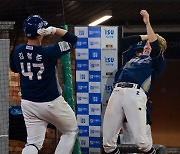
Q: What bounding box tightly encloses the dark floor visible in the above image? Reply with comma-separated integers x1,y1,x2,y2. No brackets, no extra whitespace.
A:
101,145,180,154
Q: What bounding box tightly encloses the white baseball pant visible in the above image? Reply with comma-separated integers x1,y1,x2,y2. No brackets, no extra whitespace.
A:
103,84,152,153
120,123,152,154
21,95,78,154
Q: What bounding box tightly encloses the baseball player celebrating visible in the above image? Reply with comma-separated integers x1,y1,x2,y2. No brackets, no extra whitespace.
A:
115,40,167,154
10,15,78,154
103,10,167,154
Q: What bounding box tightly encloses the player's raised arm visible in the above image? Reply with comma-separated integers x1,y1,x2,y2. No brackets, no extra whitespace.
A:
37,27,78,47
140,10,162,58
140,34,148,41
140,10,157,43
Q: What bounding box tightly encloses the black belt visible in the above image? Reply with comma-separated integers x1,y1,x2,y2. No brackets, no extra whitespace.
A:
116,82,141,89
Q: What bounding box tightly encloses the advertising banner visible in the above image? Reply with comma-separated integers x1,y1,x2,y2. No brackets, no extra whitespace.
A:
101,26,118,117
75,26,118,154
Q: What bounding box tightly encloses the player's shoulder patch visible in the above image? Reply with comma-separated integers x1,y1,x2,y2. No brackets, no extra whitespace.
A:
58,41,71,52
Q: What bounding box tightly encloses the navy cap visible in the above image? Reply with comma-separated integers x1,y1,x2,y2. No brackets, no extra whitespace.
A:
133,41,146,53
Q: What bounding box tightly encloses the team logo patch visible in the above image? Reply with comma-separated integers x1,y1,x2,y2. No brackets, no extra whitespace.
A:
58,41,71,52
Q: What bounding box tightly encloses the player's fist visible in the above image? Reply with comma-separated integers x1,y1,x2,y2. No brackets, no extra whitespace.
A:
37,26,56,36
140,10,150,25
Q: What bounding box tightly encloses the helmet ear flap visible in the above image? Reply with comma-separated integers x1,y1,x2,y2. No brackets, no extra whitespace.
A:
23,15,48,39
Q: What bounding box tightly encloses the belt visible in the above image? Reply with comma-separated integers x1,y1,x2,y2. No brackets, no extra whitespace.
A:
116,82,141,89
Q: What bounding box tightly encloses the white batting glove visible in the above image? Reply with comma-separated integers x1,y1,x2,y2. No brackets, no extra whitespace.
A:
37,26,56,36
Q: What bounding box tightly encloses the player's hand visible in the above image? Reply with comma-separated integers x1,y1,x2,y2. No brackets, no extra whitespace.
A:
140,10,150,25
37,26,56,36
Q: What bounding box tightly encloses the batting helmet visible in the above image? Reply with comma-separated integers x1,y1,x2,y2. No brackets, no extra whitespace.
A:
23,15,48,38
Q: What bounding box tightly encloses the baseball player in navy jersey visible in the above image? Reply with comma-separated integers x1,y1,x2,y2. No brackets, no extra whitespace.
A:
103,10,167,154
10,15,78,154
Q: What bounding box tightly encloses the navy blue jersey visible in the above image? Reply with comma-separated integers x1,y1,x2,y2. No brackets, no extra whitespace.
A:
116,35,166,94
10,32,77,102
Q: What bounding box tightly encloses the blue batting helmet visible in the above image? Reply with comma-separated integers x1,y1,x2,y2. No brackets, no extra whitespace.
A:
23,15,48,38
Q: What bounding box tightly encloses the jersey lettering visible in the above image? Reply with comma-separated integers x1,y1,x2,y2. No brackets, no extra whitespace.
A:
36,54,43,61
32,63,44,80
27,53,32,60
21,62,33,80
127,57,151,66
19,52,24,60
20,62,44,80
136,91,140,95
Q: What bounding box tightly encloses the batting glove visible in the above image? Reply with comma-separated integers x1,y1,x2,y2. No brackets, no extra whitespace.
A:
37,26,56,36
